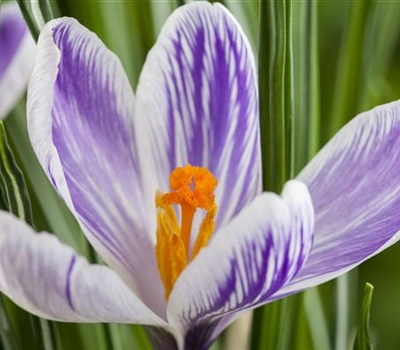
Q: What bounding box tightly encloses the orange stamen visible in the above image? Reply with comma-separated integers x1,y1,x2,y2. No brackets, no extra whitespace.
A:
155,164,218,300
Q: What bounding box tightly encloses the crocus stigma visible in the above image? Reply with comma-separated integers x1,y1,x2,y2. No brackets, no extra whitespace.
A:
156,164,218,300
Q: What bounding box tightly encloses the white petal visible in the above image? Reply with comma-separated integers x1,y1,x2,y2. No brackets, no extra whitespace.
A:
279,100,400,296
0,211,167,326
27,18,165,316
135,2,261,234
167,181,314,347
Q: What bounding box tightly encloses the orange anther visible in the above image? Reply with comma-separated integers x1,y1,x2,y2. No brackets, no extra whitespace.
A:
162,164,217,210
155,164,218,300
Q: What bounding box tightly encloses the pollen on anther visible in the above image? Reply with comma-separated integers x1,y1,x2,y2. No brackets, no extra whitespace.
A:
162,164,218,210
155,164,218,300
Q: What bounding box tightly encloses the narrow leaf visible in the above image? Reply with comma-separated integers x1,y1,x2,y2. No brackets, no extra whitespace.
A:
327,0,373,137
38,0,54,22
0,298,17,350
0,122,32,225
16,0,42,40
285,0,294,178
258,0,287,192
353,283,374,350
252,1,296,348
293,0,320,173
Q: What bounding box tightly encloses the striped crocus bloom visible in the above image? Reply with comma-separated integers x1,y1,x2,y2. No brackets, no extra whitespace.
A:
1,3,400,349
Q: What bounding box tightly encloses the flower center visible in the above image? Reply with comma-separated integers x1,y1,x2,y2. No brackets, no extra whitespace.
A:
155,164,218,300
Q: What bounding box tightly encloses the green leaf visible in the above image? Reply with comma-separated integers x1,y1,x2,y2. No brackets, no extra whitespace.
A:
258,0,288,193
353,283,374,350
359,2,400,109
17,0,60,39
38,0,55,22
16,0,42,40
252,0,296,348
303,288,331,350
293,0,320,173
0,121,33,225
327,0,374,138
0,297,18,350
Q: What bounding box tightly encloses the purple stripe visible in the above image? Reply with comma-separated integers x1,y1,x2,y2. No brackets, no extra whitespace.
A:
180,221,310,327
66,255,76,310
216,19,259,222
161,9,259,229
184,320,219,350
47,19,166,316
0,6,27,78
182,231,280,324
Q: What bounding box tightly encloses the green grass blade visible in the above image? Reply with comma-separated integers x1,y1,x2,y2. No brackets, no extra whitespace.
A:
40,319,57,350
0,298,17,350
0,122,33,225
335,271,359,350
16,0,43,40
252,0,295,346
304,288,331,350
353,283,374,350
258,0,287,193
327,0,373,137
360,2,400,109
39,0,55,22
293,0,320,173
285,0,294,177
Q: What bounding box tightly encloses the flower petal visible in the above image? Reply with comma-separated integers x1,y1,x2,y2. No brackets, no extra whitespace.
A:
279,100,400,296
0,211,168,326
0,2,35,119
167,181,314,347
27,18,165,316
135,2,261,230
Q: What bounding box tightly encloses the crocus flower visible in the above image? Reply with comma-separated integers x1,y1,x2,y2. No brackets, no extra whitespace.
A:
1,2,400,349
0,2,35,119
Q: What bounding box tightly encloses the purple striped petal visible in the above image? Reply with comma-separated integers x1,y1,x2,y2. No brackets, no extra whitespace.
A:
0,211,170,327
278,100,400,296
0,2,35,119
167,181,314,348
27,18,165,317
135,2,261,232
